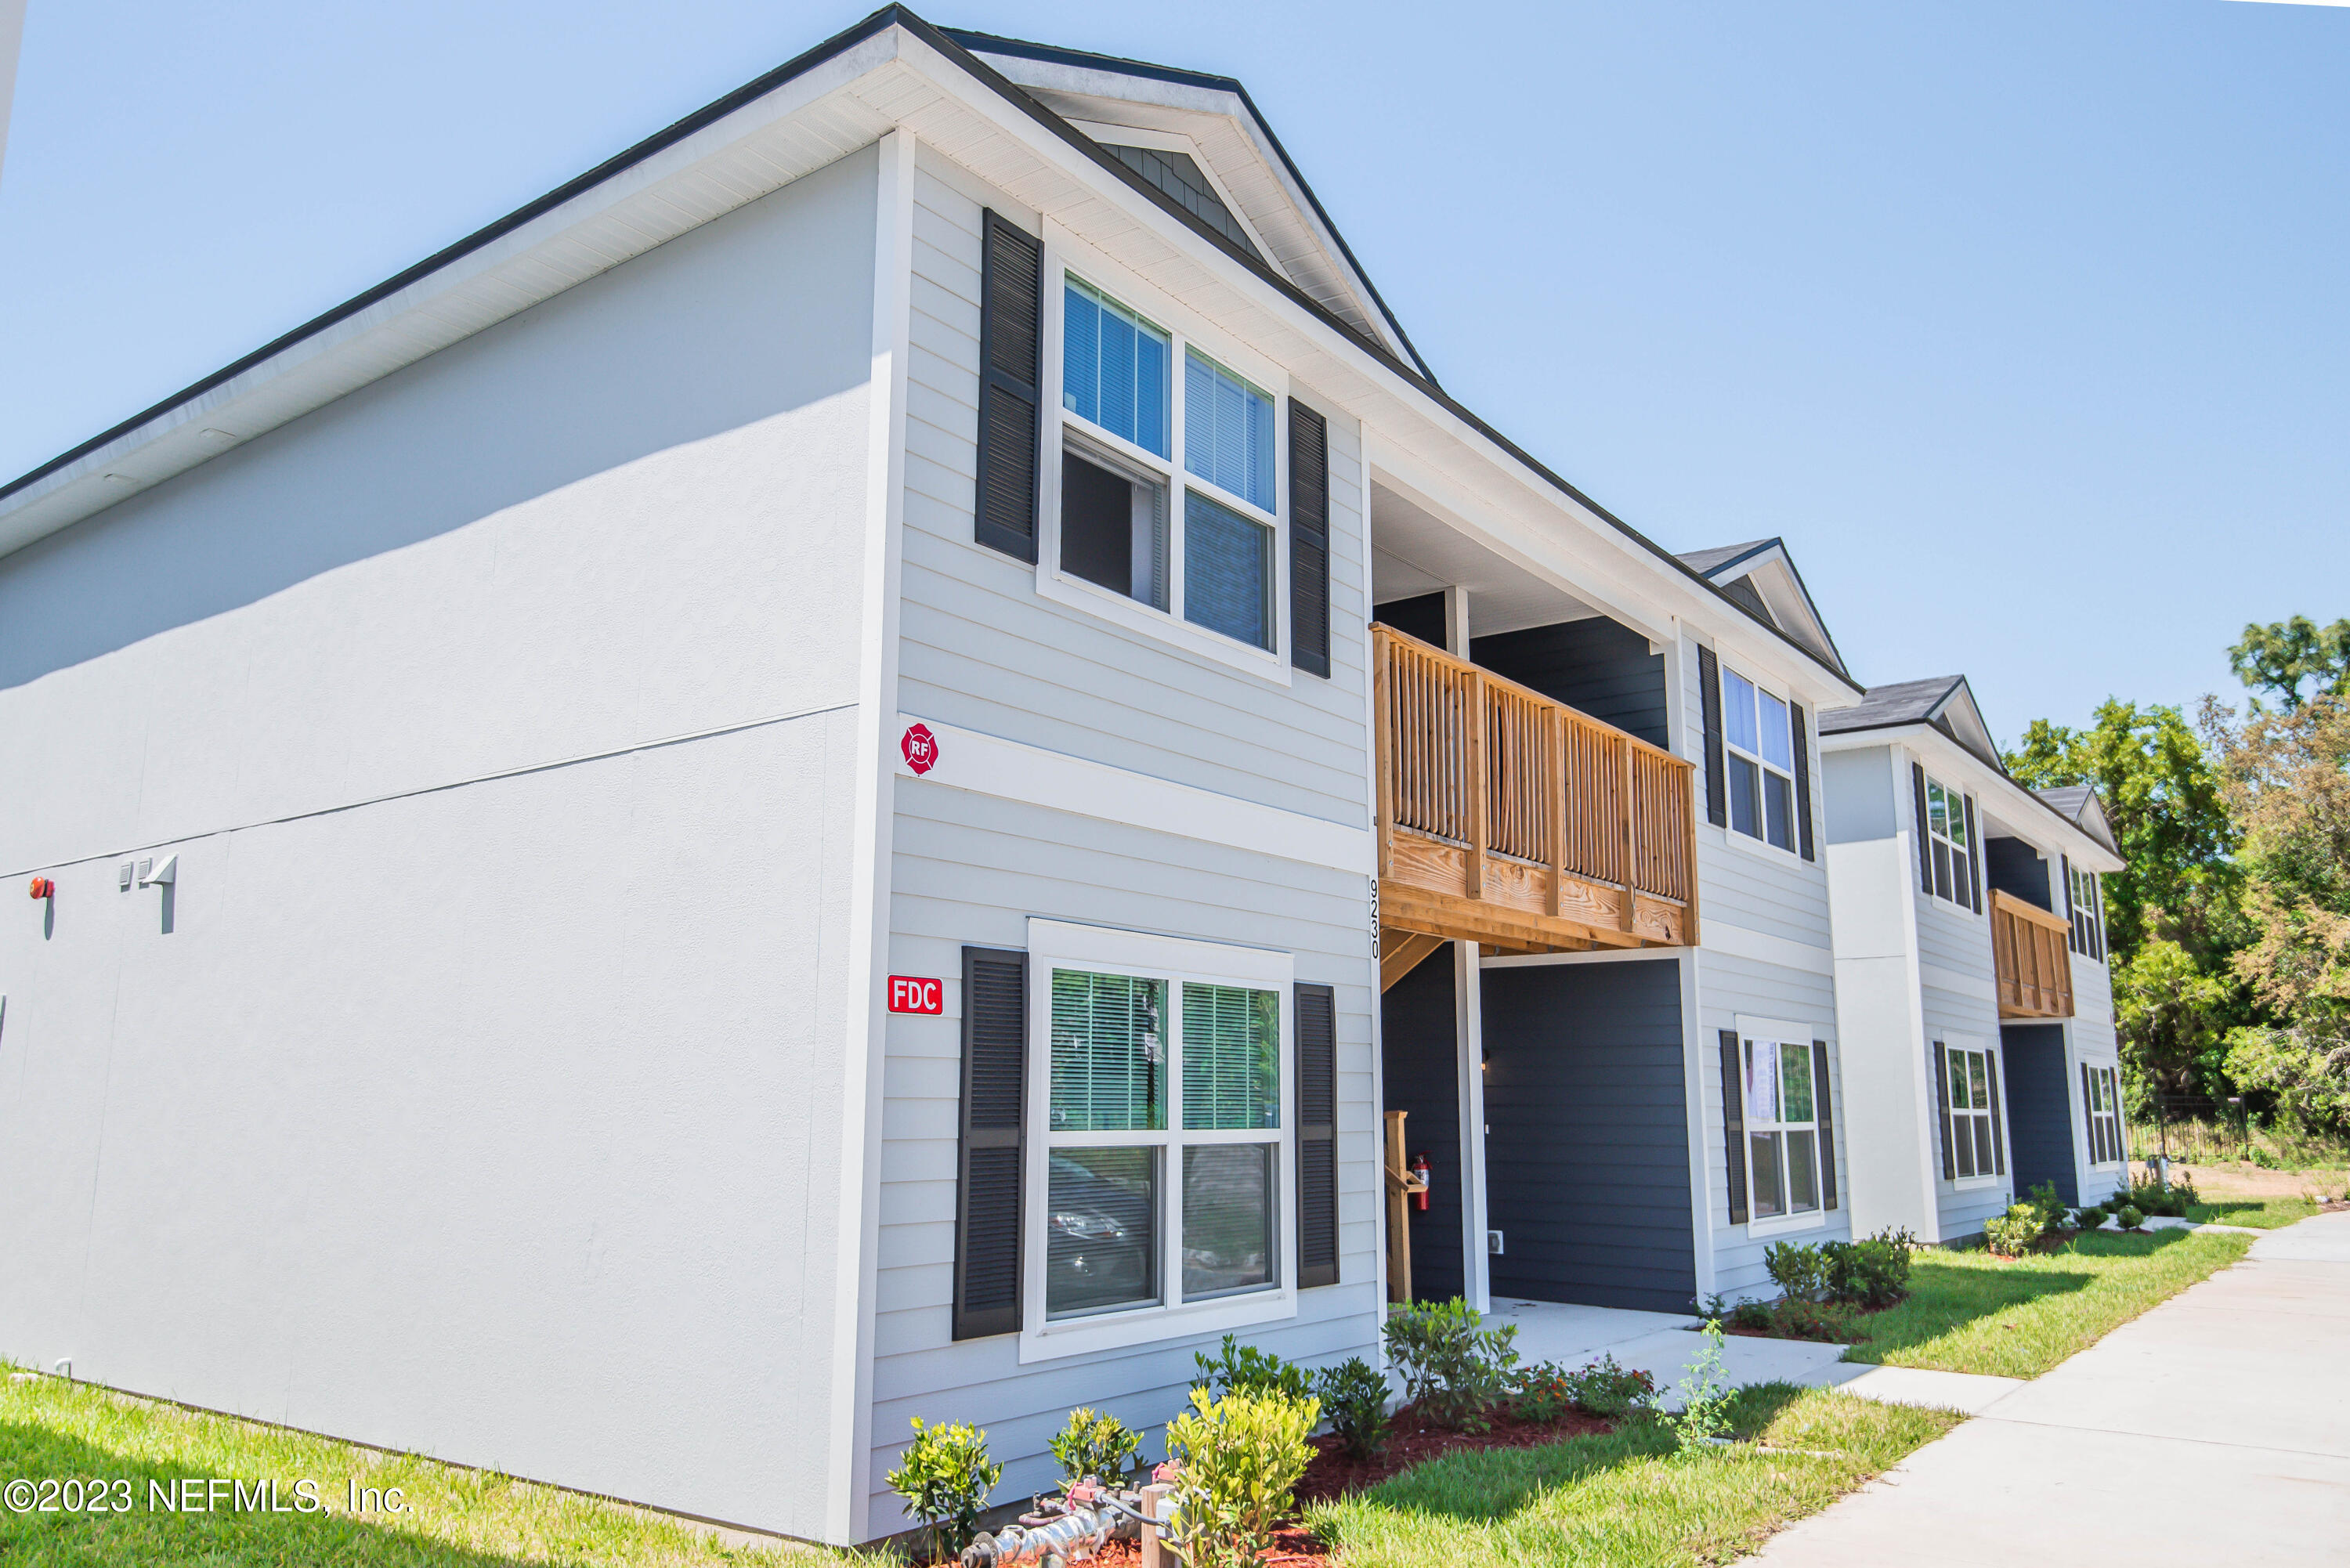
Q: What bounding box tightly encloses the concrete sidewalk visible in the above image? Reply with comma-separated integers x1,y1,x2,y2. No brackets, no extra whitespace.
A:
1743,1210,2350,1566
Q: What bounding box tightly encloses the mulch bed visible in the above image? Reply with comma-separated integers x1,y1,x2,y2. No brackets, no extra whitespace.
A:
1292,1403,1614,1505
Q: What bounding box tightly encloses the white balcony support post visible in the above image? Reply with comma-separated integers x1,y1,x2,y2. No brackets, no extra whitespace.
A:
1456,938,1491,1312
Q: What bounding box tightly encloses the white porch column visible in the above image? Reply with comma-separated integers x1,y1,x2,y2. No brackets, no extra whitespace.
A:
1455,939,1491,1311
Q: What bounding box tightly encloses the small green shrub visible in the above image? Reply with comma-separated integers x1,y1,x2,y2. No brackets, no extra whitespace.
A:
885,1417,1001,1560
1510,1360,1578,1425
2075,1204,2107,1230
1673,1321,1734,1453
1821,1228,1914,1307
2123,1176,2199,1218
1564,1354,1658,1418
2026,1180,2070,1229
1766,1299,1859,1342
1192,1334,1313,1404
1983,1203,2045,1258
1382,1298,1520,1432
1312,1357,1390,1459
2117,1204,2146,1230
1049,1406,1141,1487
1764,1240,1830,1302
1163,1387,1318,1568
1699,1292,1777,1331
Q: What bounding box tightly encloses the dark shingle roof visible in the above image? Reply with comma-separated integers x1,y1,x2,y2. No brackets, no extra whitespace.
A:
1677,540,1775,576
1817,677,1966,735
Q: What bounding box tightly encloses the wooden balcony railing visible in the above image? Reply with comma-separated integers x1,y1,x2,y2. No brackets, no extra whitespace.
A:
1992,889,2075,1019
1374,624,1697,974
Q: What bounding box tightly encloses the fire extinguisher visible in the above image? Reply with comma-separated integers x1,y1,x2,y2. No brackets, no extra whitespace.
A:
1411,1152,1433,1212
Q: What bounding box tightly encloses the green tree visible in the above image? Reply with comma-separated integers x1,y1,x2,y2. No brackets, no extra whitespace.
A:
2206,695,2350,1130
2005,699,2240,963
2229,616,2350,712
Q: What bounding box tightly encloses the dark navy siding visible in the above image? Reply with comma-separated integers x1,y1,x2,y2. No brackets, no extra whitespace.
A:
1381,947,1464,1302
1479,959,1696,1311
1372,591,1447,649
2001,1024,2076,1206
1985,836,2054,911
1470,617,1670,751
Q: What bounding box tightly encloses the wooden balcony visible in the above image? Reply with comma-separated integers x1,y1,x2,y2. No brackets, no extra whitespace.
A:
1992,889,2075,1019
1374,624,1697,985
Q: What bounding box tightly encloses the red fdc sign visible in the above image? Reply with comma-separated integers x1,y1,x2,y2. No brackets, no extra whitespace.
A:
888,975,943,1015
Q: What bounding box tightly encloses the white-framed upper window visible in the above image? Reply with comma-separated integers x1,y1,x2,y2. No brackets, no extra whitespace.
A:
1720,665,1799,853
2085,1064,2123,1166
1943,1039,2005,1186
1741,1022,1826,1235
1020,919,1295,1362
2069,865,2104,959
1922,772,1977,912
1042,237,1289,680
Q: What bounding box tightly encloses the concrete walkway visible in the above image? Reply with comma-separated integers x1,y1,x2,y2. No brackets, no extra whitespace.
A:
1741,1210,2350,1566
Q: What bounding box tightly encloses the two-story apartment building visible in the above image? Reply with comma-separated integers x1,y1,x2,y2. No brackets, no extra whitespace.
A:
1820,677,2129,1242
0,9,2115,1551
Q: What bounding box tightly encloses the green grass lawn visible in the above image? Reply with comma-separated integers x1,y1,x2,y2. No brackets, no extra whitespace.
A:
0,1367,866,1567
1841,1229,2251,1378
1306,1385,1958,1568
2184,1194,2321,1229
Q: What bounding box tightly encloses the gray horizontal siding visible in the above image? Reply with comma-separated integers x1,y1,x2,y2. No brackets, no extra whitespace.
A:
1681,633,1833,951
870,779,1380,1534
895,148,1368,830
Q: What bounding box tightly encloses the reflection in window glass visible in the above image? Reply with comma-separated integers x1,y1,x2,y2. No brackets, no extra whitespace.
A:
1181,983,1279,1129
1183,490,1274,650
1050,970,1165,1132
1047,1147,1159,1317
1182,1144,1274,1299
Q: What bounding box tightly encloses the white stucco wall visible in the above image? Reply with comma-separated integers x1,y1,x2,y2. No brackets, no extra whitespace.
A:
0,146,881,1537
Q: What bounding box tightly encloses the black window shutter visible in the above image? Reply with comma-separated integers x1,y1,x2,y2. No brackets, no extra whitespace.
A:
954,945,1028,1339
1791,702,1816,862
1289,403,1331,680
1812,1040,1837,1210
2081,1061,2099,1164
1986,1050,2006,1176
1961,795,1981,912
1911,763,1933,894
1718,1031,1748,1224
1699,645,1727,828
2089,875,2102,960
974,211,1043,564
1296,982,1339,1288
1933,1042,1956,1181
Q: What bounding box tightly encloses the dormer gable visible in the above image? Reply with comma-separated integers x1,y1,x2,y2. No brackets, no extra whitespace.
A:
1676,538,1846,676
945,27,1428,375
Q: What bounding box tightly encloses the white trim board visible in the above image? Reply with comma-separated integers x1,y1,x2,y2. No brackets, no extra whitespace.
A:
892,714,1374,874
1701,920,1835,977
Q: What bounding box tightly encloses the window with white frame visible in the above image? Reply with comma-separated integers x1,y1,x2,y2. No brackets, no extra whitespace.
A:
1056,269,1282,656
1744,1035,1824,1225
1720,665,1799,851
1944,1042,2004,1182
1025,923,1291,1357
1923,772,1976,912
2085,1065,2123,1165
2069,865,2104,959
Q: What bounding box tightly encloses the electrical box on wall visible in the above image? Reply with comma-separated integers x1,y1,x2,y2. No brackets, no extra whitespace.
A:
1488,1230,1505,1255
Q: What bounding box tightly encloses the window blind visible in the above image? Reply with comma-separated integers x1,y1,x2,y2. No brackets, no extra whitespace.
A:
1181,982,1278,1131
1063,278,1169,457
1049,970,1165,1132
1184,351,1274,511
1184,490,1274,650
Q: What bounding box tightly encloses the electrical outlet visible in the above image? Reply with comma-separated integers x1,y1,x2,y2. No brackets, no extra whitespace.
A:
1487,1230,1505,1255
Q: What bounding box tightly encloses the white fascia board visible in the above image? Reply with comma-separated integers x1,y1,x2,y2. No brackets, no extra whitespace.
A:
0,28,913,558
1823,724,2122,873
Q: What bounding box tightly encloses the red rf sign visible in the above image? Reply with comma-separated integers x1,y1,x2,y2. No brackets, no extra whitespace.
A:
888,975,944,1015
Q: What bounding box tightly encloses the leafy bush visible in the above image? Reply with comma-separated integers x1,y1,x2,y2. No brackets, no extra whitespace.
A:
885,1417,1001,1560
1673,1321,1734,1453
2123,1175,2199,1217
1511,1360,1578,1425
2117,1204,2146,1230
1983,1203,2046,1258
2075,1204,2107,1230
1764,1241,1830,1302
1162,1387,1318,1568
1564,1354,1658,1418
1192,1334,1313,1404
1311,1357,1390,1458
1766,1299,1859,1342
2026,1180,2070,1229
1048,1407,1141,1487
1382,1298,1520,1432
1698,1292,1776,1331
1820,1228,1914,1308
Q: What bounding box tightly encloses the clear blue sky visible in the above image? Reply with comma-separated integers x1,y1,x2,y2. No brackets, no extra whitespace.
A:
5,1,2343,742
